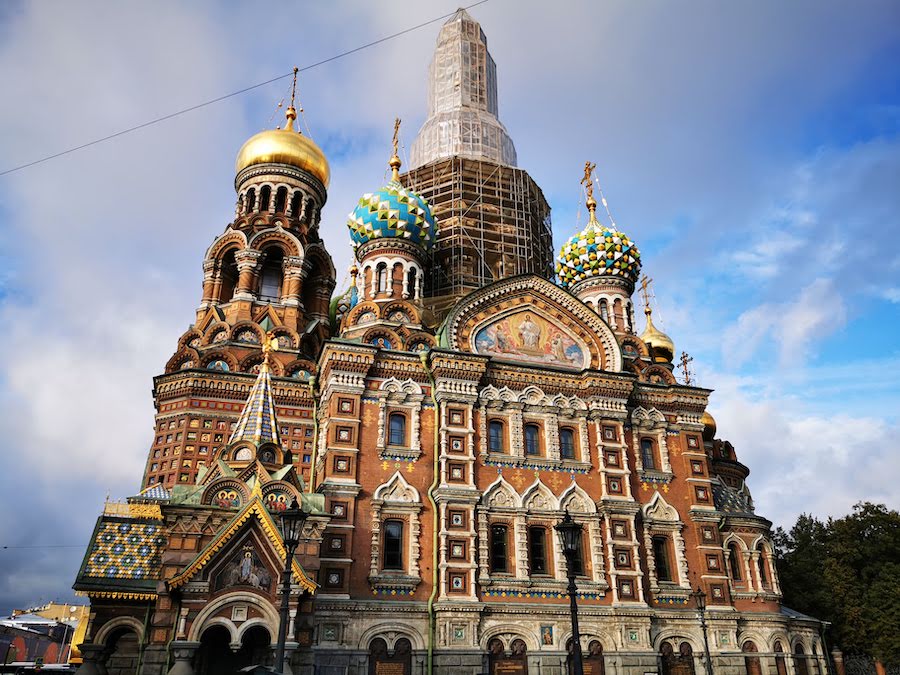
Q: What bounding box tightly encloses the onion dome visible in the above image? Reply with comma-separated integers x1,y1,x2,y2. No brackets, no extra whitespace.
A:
557,192,641,288
641,307,675,363
701,410,717,441
235,106,330,187
346,124,437,251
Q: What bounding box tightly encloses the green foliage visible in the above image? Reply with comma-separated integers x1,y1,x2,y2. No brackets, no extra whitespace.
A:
774,502,900,665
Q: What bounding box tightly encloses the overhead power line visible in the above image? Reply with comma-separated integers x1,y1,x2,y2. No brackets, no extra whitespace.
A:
0,0,490,178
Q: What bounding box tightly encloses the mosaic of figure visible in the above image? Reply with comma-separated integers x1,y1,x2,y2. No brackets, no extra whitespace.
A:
215,545,273,592
215,489,242,508
474,312,586,368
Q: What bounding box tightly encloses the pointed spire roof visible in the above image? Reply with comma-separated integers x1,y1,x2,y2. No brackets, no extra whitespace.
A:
229,337,281,447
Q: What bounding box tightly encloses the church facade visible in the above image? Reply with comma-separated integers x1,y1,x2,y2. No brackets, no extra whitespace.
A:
73,10,826,675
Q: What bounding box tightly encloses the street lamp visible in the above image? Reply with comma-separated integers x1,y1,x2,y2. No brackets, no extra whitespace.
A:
275,497,307,674
555,511,584,675
691,586,714,675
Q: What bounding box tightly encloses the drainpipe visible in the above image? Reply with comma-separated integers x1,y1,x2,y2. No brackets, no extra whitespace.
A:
307,375,318,494
419,351,440,675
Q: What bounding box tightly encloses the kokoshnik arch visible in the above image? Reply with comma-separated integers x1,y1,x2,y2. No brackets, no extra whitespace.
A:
72,9,826,675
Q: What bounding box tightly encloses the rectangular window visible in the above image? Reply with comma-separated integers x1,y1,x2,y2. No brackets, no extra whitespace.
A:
488,420,504,453
524,424,541,456
490,525,508,573
652,535,673,582
641,438,656,470
569,537,586,577
388,413,406,446
560,428,576,460
383,519,404,570
528,526,548,575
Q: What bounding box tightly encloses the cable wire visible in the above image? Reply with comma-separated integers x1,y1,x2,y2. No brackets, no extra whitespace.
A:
0,0,490,177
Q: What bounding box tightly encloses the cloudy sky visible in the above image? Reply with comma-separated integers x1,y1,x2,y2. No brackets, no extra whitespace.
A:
0,1,897,614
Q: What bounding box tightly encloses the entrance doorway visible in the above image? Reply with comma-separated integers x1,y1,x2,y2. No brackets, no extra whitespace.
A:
104,627,140,675
368,637,412,675
661,642,696,675
488,638,528,675
196,625,272,675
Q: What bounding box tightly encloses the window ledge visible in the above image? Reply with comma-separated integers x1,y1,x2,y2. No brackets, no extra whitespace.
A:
638,470,674,485
483,454,593,475
380,446,422,462
368,572,421,595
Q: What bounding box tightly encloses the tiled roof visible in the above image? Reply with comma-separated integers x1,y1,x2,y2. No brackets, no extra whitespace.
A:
74,517,165,595
711,479,754,515
135,484,171,501
228,362,279,447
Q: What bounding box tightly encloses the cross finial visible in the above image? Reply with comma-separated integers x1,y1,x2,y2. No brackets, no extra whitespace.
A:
262,331,279,368
581,161,598,220
639,275,654,314
284,67,300,132
679,351,694,386
289,66,299,110
389,117,402,182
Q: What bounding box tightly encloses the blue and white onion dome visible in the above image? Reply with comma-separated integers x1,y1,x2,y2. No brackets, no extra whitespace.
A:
557,195,641,287
346,152,437,252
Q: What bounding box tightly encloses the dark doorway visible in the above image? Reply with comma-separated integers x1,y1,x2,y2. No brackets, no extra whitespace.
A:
368,637,412,675
197,624,272,675
661,642,696,675
103,628,141,675
488,637,527,675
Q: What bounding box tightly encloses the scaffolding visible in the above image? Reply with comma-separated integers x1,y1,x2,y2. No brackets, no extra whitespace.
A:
401,156,554,317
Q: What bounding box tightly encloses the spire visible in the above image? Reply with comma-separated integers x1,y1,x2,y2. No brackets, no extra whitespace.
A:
228,333,281,447
409,9,517,168
284,66,300,133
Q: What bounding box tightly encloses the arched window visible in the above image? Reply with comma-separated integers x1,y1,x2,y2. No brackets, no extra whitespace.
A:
641,438,657,470
246,187,257,212
774,642,788,675
560,428,576,460
757,542,769,587
652,535,673,582
274,186,288,213
388,413,406,447
377,262,388,293
599,299,609,323
258,248,284,302
524,424,541,456
258,185,272,212
728,542,743,581
383,519,404,570
289,191,302,218
528,526,549,575
626,302,633,332
406,267,418,298
585,641,605,675
488,420,505,454
237,194,245,215
490,524,508,573
219,249,239,303
794,644,809,675
743,641,762,675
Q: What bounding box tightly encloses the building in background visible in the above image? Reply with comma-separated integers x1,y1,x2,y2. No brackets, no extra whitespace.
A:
1,603,86,666
72,10,825,675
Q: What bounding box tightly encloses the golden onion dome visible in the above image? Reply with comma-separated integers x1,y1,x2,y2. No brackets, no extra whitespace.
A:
235,107,330,187
640,310,675,363
701,410,717,441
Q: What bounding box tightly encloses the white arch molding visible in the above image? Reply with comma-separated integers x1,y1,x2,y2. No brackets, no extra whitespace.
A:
94,616,145,646
187,591,281,642
357,623,426,651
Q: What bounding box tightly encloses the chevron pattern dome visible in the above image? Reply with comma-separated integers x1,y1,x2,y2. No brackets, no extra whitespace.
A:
347,180,437,251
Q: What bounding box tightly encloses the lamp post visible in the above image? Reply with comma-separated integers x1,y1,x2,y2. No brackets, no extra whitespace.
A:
275,497,307,674
691,586,714,675
555,511,584,675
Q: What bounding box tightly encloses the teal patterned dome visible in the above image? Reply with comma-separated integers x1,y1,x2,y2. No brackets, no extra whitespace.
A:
557,220,641,288
347,179,437,251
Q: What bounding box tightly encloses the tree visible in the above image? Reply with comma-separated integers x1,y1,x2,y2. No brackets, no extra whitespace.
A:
774,502,900,665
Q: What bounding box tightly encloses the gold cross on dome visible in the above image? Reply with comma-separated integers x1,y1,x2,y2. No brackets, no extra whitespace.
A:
679,351,694,386
581,161,596,201
639,275,654,310
392,117,401,158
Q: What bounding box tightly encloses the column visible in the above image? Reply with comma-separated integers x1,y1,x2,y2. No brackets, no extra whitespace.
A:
282,256,304,306
166,641,201,675
234,250,262,300
200,259,217,307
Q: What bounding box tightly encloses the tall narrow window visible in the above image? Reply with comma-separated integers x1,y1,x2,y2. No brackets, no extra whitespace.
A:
524,424,540,456
246,188,257,212
728,542,743,581
490,525,508,573
259,248,284,302
388,413,406,446
641,438,657,470
406,268,418,298
488,420,505,454
560,428,576,460
274,186,288,213
259,185,271,211
599,299,609,323
289,191,302,217
757,544,769,586
528,526,548,575
652,535,673,582
383,519,403,570
377,263,388,293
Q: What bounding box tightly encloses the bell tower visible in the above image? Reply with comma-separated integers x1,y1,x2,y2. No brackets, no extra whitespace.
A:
143,77,336,490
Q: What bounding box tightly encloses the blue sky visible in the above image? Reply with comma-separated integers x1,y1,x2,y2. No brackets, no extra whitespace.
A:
0,0,897,614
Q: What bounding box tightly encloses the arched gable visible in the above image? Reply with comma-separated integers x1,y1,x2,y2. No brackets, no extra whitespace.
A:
559,482,596,514
482,475,522,509
442,275,622,372
521,479,558,512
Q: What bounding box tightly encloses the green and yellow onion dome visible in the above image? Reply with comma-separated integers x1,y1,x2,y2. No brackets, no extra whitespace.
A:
557,211,641,288
347,156,437,251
